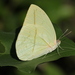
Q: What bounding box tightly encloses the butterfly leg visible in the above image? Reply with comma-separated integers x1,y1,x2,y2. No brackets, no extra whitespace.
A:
57,47,61,56
59,45,64,50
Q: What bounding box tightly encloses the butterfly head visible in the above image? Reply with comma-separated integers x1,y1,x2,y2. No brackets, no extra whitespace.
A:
56,40,61,46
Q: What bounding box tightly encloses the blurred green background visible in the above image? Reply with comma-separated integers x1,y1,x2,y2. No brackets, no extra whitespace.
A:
0,0,75,75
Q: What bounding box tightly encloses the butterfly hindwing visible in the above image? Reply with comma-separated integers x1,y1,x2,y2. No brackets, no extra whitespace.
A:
16,4,57,61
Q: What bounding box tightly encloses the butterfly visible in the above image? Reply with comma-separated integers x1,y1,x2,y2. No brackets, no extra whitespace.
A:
16,4,61,61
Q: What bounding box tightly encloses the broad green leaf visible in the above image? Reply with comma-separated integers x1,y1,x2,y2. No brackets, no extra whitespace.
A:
0,24,75,73
0,32,15,54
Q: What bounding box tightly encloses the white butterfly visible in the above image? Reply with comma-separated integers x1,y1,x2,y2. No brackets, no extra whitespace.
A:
16,4,61,61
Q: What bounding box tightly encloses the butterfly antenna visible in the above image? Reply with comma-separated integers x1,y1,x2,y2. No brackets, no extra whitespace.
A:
58,29,69,40
59,31,72,39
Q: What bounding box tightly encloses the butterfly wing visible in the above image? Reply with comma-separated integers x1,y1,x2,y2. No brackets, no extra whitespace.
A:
16,4,57,61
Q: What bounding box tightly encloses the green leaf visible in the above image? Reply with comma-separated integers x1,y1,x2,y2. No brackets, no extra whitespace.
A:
0,32,15,54
0,24,75,73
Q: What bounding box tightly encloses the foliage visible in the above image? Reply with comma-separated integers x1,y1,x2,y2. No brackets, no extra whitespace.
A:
0,24,75,73
0,0,75,75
